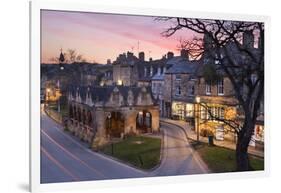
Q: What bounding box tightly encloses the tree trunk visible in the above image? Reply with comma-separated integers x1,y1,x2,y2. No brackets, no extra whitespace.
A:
236,120,255,171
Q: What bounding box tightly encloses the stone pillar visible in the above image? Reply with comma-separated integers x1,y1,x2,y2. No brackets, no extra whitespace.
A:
124,110,137,135
91,109,107,150
150,109,160,133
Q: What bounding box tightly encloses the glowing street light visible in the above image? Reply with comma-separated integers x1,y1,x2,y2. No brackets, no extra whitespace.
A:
117,79,123,86
195,96,201,104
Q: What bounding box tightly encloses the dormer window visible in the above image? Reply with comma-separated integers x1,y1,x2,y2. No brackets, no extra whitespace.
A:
251,74,257,84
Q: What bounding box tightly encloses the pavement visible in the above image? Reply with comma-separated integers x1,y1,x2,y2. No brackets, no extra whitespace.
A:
160,118,264,158
40,110,209,184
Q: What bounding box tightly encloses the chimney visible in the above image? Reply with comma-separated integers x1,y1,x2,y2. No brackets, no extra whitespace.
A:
180,49,188,59
149,57,153,62
107,59,111,65
258,31,264,49
139,52,145,61
243,30,254,48
127,51,134,58
167,52,174,59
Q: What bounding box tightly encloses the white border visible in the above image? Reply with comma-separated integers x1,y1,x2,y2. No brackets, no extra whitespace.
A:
30,1,271,192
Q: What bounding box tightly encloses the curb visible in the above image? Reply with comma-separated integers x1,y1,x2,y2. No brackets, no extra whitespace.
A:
44,108,63,125
160,119,264,159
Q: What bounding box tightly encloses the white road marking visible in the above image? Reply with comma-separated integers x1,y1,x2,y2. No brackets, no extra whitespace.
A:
41,146,80,181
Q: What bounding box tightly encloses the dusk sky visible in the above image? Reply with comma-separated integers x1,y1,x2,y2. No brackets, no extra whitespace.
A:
41,10,198,64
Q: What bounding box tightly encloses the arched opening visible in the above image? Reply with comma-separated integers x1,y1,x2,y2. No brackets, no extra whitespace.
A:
69,105,73,118
87,110,92,127
77,108,81,123
82,109,86,124
136,110,152,133
105,112,124,138
73,106,77,120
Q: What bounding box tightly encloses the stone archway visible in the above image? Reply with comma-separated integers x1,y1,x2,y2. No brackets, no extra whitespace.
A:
87,110,92,127
105,111,125,138
69,104,73,118
136,110,152,133
77,108,82,123
82,109,86,125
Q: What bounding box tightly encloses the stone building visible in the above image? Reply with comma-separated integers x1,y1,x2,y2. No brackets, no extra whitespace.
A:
163,50,202,123
161,32,264,145
112,51,173,87
151,70,165,117
66,85,160,149
194,31,264,145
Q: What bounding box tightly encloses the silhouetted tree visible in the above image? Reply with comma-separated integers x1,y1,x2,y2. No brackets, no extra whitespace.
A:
159,18,264,171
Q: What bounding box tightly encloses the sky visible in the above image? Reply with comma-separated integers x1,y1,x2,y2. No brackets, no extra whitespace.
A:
41,10,198,64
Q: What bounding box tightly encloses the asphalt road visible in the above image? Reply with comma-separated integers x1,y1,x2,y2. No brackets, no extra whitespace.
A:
41,111,147,183
150,122,208,176
40,111,208,184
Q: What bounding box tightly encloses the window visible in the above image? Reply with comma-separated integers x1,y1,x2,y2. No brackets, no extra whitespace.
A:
251,74,257,84
144,67,147,77
201,106,206,120
190,85,195,96
152,83,156,92
206,81,211,95
186,103,194,117
176,86,181,96
217,78,224,95
113,92,119,102
206,107,211,120
220,107,225,119
175,74,181,80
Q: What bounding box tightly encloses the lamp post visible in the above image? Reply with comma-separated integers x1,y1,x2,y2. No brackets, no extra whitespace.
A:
195,96,201,142
57,80,61,113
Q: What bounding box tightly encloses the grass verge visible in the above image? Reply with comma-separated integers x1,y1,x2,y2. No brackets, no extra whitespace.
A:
190,141,264,173
99,136,161,170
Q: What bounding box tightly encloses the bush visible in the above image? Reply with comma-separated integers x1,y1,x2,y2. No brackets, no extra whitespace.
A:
200,129,214,137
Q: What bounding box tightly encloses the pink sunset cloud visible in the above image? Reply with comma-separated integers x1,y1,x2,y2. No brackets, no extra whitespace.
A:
41,10,197,64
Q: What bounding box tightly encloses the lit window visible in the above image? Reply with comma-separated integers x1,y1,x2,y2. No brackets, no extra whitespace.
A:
186,103,194,117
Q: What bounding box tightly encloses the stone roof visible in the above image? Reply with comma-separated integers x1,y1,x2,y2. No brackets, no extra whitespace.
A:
165,56,202,74
68,85,156,106
151,73,164,81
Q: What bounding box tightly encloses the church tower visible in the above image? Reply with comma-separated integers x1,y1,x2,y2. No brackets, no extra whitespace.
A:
59,48,65,64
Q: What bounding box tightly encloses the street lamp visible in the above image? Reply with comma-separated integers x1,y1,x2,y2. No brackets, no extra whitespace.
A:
46,88,51,101
195,96,201,142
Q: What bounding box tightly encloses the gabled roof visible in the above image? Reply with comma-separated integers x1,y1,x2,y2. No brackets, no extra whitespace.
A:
165,56,203,74
68,85,156,106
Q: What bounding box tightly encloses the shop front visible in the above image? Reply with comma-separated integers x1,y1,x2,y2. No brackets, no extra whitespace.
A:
171,101,194,124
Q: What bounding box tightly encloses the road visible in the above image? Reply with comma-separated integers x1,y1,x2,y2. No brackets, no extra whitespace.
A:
41,111,147,183
150,122,208,177
41,111,208,183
